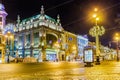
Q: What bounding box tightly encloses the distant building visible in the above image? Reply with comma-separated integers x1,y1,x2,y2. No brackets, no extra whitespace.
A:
4,23,15,58
64,31,77,61
0,3,7,63
0,3,7,30
77,35,88,58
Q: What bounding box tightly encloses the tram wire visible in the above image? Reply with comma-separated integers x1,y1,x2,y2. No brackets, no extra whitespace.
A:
63,2,120,27
45,0,74,12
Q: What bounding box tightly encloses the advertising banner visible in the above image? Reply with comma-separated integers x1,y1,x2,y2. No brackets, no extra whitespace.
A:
84,49,93,62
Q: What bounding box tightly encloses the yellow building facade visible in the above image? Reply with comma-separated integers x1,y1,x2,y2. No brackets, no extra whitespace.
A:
0,30,6,63
65,31,78,61
0,3,8,63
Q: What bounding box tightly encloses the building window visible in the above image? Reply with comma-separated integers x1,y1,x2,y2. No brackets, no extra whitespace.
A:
34,32,39,46
68,37,72,41
19,36,22,43
0,17,2,26
26,34,30,43
0,17,2,21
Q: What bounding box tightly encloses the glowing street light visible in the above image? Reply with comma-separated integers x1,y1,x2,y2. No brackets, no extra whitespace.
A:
96,17,99,21
93,14,97,18
89,8,105,65
114,33,120,41
94,8,98,12
114,33,120,61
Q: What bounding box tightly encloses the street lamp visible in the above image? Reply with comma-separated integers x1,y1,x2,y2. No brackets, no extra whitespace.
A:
114,33,120,61
5,31,14,63
89,8,105,65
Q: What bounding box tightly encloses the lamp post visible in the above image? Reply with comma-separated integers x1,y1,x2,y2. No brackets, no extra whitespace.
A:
5,31,13,63
114,33,120,61
89,8,105,65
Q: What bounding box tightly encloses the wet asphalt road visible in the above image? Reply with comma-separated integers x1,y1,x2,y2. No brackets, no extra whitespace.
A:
0,61,120,80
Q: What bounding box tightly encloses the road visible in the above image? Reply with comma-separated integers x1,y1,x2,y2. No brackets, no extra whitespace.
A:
0,61,120,80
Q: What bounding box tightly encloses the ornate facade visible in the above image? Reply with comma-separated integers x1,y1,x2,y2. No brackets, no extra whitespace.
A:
13,6,90,62
0,4,89,62
14,6,66,61
0,3,7,63
64,31,78,61
0,30,6,63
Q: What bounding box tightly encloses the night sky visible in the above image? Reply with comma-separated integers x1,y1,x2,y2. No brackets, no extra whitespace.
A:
2,0,120,47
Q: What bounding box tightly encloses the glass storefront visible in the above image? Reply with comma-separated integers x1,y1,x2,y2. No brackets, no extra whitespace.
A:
33,49,42,62
18,50,23,58
25,49,30,57
33,49,40,58
46,49,57,61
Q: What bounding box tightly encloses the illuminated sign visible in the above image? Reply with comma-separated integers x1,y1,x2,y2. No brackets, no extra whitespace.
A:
84,49,93,62
68,37,72,41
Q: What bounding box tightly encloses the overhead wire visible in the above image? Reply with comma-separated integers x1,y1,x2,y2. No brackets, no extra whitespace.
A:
63,2,120,27
43,0,120,29
45,0,74,12
44,0,120,37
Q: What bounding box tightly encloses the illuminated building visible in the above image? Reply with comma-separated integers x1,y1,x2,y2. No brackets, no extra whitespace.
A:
0,29,6,63
14,6,66,61
4,24,15,59
77,35,88,59
0,3,7,63
0,3,7,30
1,3,91,62
64,31,77,61
13,6,89,62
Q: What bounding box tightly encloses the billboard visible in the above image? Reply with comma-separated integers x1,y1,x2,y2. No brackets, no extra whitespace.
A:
84,49,93,63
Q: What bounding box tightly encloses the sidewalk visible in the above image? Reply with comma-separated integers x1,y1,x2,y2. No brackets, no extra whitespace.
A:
83,61,120,80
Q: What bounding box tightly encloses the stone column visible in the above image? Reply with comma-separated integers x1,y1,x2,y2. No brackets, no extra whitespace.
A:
40,28,46,61
30,31,34,57
2,49,5,63
57,35,62,61
22,33,25,58
16,34,19,57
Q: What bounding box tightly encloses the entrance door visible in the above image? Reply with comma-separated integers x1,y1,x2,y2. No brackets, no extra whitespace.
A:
0,50,1,58
0,50,2,63
46,50,57,61
62,54,64,61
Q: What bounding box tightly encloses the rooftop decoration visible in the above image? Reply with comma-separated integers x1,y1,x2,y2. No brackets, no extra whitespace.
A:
17,15,20,25
57,14,61,26
0,3,5,11
40,5,44,15
4,23,15,34
15,5,63,32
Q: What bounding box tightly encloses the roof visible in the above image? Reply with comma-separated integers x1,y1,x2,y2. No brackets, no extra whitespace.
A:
21,14,56,23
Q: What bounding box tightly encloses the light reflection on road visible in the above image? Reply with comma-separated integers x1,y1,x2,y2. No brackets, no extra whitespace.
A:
0,61,120,80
